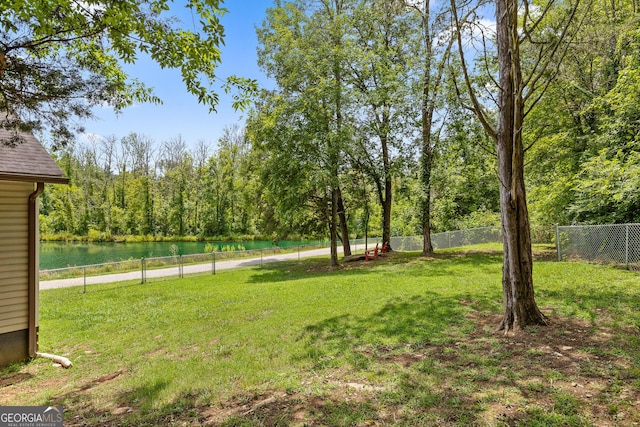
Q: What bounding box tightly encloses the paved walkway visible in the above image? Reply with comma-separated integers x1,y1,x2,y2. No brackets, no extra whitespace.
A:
40,247,340,290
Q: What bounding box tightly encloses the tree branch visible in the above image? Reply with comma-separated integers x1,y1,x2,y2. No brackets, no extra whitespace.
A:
449,0,497,140
522,0,586,107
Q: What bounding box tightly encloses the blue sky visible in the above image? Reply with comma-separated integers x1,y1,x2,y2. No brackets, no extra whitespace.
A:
81,1,275,150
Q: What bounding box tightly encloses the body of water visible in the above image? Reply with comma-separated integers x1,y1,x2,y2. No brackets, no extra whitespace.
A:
40,240,323,270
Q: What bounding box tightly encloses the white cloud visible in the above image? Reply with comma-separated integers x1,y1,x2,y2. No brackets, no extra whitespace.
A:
79,132,106,145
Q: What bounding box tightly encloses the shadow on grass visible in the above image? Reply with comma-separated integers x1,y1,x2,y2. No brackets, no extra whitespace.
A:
404,250,504,278
295,291,494,367
49,377,188,427
32,250,639,426
39,294,639,426
54,389,386,427
245,250,503,285
245,258,379,284
541,283,640,326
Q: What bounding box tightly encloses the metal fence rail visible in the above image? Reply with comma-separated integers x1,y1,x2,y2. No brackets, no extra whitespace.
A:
557,223,640,271
391,226,503,252
39,227,556,285
40,244,333,286
40,223,638,289
389,226,556,252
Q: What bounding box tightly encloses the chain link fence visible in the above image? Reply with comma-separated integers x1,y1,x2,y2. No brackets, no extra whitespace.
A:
40,243,331,289
40,227,558,287
557,223,640,271
390,226,501,252
40,224,639,289
390,225,555,252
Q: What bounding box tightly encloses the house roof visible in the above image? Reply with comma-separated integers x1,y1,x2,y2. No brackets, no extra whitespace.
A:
0,127,69,184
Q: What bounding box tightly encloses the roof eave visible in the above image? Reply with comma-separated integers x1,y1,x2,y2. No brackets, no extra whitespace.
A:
0,173,70,185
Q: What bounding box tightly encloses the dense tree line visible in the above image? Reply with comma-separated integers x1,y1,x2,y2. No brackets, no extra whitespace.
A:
526,0,640,226
39,119,497,242
40,126,264,240
38,0,640,251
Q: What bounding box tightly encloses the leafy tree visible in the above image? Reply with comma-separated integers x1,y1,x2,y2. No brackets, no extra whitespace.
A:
451,0,588,330
253,0,356,266
191,140,211,236
566,25,640,223
431,103,499,232
0,0,255,146
247,90,334,242
202,134,234,236
348,0,417,251
403,0,458,254
525,3,639,225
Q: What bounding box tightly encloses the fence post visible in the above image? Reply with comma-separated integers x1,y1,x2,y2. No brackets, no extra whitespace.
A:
141,258,146,284
179,255,183,278
212,252,216,275
298,245,301,262
83,266,87,293
556,225,561,262
261,249,263,267
625,224,629,268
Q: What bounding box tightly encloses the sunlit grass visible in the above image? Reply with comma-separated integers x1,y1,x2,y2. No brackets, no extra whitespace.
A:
2,245,638,426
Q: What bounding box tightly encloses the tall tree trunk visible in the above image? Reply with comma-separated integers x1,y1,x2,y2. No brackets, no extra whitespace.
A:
330,188,340,267
382,174,392,250
421,97,434,255
337,187,351,256
420,0,435,256
496,0,547,331
120,166,126,209
325,0,345,266
143,176,154,235
420,150,434,255
380,112,393,250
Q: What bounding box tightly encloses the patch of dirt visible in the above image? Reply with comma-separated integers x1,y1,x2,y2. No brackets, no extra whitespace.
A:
200,383,387,426
75,369,127,392
388,352,425,367
2,308,638,426
4,368,129,408
419,310,639,426
190,309,639,426
0,372,32,388
0,364,67,405
201,392,299,425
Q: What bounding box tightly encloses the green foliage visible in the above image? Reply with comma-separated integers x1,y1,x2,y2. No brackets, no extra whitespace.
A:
253,0,437,251
0,0,258,146
431,107,500,232
526,4,640,225
40,129,263,241
250,0,355,242
570,150,640,224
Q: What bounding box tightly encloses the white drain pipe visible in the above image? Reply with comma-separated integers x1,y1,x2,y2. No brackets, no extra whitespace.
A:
36,352,73,369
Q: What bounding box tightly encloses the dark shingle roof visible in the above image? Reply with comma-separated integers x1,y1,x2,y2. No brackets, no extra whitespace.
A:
0,127,69,184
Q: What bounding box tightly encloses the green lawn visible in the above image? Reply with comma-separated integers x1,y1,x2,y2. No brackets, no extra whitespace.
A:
2,245,639,426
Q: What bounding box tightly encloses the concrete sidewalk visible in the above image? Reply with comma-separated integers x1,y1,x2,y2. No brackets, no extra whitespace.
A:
40,247,339,290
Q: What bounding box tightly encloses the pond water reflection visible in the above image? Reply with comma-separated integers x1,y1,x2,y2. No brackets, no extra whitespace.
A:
40,240,321,270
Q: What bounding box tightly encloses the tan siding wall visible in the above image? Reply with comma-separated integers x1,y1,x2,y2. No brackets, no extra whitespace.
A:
0,182,32,335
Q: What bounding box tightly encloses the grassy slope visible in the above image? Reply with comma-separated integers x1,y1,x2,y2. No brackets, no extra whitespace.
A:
2,245,639,426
